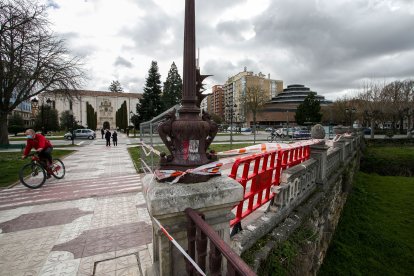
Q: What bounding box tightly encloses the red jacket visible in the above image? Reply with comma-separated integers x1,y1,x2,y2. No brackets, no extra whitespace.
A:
23,134,53,156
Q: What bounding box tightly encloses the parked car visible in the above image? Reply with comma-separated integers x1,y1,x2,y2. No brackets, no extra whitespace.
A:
265,127,274,132
227,126,238,131
64,129,96,140
363,127,371,135
293,130,311,139
241,127,252,132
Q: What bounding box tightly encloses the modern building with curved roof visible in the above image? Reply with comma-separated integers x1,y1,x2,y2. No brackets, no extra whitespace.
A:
271,84,332,105
245,84,332,127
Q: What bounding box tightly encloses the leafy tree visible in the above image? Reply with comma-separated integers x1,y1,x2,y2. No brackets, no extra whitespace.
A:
137,61,163,122
34,105,59,133
109,80,123,93
295,92,322,125
242,85,268,143
59,110,72,130
0,0,84,144
210,113,223,125
7,113,25,136
161,62,182,111
130,114,140,131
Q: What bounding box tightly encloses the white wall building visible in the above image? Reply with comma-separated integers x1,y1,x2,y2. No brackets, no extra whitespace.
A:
39,90,141,130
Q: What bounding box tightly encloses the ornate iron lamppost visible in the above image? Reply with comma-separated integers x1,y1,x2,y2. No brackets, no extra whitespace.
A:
157,0,218,177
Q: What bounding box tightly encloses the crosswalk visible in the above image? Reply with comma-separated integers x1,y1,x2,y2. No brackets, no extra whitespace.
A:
0,174,142,211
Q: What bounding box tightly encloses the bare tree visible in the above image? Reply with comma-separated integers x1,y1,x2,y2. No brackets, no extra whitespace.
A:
242,85,268,143
356,80,386,139
0,0,84,144
402,79,414,131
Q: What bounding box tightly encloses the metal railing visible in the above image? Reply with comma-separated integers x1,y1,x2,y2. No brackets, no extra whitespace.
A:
228,145,310,226
185,208,256,276
139,105,180,172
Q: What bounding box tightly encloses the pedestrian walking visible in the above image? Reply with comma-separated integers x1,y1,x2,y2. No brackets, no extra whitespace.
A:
126,128,129,137
105,129,111,147
101,128,104,139
112,131,118,146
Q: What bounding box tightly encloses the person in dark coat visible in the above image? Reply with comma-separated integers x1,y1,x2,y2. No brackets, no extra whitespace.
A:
101,128,104,139
105,130,111,146
112,131,118,146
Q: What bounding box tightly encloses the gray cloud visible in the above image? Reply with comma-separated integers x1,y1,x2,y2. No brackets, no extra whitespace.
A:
114,56,133,68
56,0,414,99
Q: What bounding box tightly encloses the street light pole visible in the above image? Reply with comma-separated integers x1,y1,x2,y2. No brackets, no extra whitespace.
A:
68,110,75,145
346,107,356,129
226,103,237,149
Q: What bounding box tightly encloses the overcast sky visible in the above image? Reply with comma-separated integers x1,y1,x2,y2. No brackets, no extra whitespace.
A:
45,0,414,100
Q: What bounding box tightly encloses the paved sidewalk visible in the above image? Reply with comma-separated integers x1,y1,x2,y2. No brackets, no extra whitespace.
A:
0,133,153,276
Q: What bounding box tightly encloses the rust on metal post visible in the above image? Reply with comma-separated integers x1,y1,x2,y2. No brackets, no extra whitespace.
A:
181,0,197,113
157,0,218,180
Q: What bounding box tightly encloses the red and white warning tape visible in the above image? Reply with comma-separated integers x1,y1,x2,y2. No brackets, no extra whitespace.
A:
140,139,324,183
152,217,206,276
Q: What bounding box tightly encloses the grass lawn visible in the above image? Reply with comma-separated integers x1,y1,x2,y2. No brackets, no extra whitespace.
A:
127,142,255,173
0,149,75,188
319,172,414,275
361,145,414,176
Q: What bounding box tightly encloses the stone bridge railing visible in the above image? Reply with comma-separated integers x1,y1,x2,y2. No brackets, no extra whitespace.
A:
143,129,362,275
230,132,362,267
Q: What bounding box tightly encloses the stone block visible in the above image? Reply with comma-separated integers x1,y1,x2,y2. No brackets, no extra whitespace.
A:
142,174,243,276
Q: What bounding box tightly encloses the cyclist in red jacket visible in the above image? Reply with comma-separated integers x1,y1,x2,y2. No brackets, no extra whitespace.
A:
21,129,54,171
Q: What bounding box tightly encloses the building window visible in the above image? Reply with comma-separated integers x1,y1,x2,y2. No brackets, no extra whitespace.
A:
69,100,73,110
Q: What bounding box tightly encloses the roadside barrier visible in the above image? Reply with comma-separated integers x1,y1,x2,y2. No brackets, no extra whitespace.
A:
228,145,310,226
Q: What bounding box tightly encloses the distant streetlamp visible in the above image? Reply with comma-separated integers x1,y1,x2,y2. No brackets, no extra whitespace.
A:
31,98,39,127
345,107,356,128
226,103,237,149
68,110,75,145
44,98,52,135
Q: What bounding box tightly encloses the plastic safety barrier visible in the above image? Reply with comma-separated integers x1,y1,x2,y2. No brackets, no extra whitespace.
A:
228,145,310,226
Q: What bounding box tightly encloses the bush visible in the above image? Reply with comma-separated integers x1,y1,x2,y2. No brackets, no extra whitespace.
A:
361,146,414,176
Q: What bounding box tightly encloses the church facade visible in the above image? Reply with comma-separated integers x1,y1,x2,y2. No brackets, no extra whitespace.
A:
38,90,142,130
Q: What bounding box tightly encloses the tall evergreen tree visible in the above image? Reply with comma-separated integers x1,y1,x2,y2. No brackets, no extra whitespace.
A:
162,62,182,111
137,61,163,122
109,80,123,92
295,92,322,125
86,102,97,130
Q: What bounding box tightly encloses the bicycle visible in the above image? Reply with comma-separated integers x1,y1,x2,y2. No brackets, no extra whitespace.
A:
19,152,66,189
267,131,285,142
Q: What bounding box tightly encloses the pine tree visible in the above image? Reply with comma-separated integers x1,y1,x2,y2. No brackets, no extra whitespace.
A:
162,62,182,111
137,61,163,122
295,92,322,125
109,80,123,92
86,102,97,130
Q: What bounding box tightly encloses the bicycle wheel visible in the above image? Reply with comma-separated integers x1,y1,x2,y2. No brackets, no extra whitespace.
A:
19,163,46,189
50,159,66,179
267,135,274,143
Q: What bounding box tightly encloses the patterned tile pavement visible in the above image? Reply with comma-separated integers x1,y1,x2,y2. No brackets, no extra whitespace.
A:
0,133,154,275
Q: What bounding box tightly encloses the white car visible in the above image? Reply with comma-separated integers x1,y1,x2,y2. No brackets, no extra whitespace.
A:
64,129,96,140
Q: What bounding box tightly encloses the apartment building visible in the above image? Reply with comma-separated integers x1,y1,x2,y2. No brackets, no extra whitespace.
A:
211,85,225,118
223,68,283,125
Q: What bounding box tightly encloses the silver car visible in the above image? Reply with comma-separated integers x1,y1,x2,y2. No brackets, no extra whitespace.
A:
64,129,96,140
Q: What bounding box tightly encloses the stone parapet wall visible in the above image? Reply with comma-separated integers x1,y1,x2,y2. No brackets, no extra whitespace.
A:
231,134,362,274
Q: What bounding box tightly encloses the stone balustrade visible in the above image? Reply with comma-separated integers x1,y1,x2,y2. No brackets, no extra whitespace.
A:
273,159,318,211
